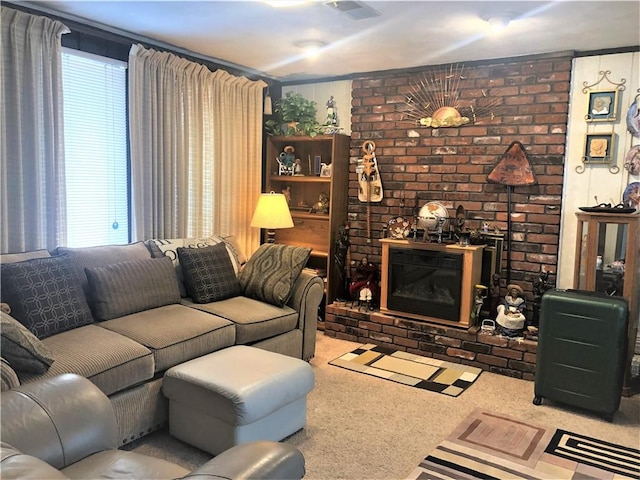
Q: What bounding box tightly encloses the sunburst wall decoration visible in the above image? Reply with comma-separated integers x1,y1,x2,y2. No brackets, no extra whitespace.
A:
402,64,501,128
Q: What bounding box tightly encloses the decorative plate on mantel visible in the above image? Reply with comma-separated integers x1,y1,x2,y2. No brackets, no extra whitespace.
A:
387,216,411,239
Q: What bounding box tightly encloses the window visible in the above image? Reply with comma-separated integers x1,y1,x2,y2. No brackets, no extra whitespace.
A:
62,48,129,247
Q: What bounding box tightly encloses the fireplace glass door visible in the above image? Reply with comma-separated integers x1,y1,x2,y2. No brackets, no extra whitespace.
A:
387,248,463,322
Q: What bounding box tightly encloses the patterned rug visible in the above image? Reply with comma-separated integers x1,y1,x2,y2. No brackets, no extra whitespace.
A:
406,409,640,479
329,343,482,397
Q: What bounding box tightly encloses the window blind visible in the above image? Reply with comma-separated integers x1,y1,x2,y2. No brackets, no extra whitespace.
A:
62,48,129,247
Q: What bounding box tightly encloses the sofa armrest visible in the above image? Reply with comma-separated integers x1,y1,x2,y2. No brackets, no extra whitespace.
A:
182,441,305,480
0,374,118,470
0,443,68,480
286,271,324,361
1,358,20,392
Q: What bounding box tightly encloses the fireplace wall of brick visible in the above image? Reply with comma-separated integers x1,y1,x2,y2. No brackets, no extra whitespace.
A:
325,304,538,380
345,54,572,307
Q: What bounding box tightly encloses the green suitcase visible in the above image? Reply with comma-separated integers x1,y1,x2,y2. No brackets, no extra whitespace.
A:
533,289,628,421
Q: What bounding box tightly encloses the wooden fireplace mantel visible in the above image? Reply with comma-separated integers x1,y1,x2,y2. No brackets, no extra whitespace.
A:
380,239,484,328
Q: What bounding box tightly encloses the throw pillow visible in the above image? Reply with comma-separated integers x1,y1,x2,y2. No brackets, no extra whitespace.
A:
85,257,182,321
0,255,94,339
148,236,244,297
177,243,241,304
0,311,54,375
238,244,311,307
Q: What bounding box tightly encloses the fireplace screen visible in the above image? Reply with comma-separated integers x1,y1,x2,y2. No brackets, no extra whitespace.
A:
387,248,463,322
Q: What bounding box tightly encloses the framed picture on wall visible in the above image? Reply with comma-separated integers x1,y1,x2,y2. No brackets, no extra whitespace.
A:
585,90,618,122
583,133,616,164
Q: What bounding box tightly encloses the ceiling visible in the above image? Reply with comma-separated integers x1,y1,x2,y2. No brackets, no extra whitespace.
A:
17,1,640,82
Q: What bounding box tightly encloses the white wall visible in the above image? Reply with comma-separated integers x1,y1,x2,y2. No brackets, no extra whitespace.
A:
557,52,640,288
283,80,352,135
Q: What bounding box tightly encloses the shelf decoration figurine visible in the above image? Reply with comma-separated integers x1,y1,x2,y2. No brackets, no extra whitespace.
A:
277,145,296,175
293,158,303,176
311,192,329,214
322,96,343,134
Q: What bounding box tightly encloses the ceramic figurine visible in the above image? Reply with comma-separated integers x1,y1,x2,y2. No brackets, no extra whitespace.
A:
495,284,526,337
349,256,379,311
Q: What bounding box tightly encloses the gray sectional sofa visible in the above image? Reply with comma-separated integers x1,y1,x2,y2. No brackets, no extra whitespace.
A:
0,237,324,445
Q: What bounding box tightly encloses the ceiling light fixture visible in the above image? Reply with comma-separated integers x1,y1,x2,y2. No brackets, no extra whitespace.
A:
294,39,327,58
485,14,512,33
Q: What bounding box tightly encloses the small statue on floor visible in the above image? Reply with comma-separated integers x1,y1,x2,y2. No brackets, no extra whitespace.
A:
496,284,526,337
334,224,350,302
472,284,488,323
349,256,379,311
530,269,552,333
487,273,501,319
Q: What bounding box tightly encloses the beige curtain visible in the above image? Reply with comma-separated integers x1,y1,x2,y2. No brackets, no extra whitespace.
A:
0,7,69,253
128,44,265,256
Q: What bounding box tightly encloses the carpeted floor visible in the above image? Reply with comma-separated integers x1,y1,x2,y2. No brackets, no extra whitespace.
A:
406,408,640,479
128,334,640,479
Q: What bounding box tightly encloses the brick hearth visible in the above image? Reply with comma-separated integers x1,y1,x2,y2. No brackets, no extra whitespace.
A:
325,303,537,380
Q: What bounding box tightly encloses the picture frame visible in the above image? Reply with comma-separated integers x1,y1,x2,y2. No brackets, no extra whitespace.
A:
585,90,618,122
583,133,616,164
320,163,332,177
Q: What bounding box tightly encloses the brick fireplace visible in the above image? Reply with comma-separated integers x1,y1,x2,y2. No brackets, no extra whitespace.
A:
346,54,571,312
324,305,537,380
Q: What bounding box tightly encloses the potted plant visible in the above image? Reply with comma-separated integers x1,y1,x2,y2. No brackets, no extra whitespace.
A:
265,92,321,137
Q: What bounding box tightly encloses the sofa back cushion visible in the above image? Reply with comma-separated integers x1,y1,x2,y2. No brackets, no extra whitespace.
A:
85,257,181,321
0,249,51,264
54,242,151,296
177,243,241,303
0,256,94,339
238,244,311,307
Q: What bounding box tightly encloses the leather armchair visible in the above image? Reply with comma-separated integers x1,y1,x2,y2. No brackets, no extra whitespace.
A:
0,374,305,479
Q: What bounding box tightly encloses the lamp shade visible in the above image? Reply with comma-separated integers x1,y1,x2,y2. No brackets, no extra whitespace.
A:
250,192,294,230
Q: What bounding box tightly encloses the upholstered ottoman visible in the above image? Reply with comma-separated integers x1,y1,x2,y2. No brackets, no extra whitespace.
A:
162,345,314,455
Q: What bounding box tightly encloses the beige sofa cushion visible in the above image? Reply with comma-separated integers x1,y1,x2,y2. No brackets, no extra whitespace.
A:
183,296,298,345
20,325,154,396
98,304,236,372
54,242,151,295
